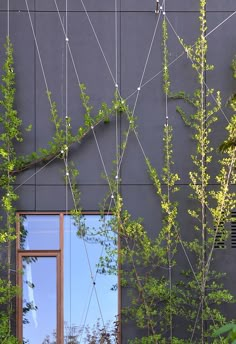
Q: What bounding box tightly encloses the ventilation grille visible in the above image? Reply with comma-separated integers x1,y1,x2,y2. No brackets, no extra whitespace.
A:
214,217,226,249
231,211,236,248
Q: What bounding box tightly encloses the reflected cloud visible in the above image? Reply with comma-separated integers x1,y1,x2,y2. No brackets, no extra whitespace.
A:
26,242,38,329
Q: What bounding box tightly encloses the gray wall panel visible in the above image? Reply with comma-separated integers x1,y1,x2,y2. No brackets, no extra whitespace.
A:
212,248,236,320
36,0,119,12
36,184,110,211
161,11,201,184
35,158,65,185
71,119,120,185
120,82,164,184
11,12,35,155
66,12,119,95
79,184,111,210
36,185,66,210
121,0,199,12
0,12,36,185
0,0,34,11
121,12,162,99
35,12,65,139
15,185,36,211
35,12,65,185
120,12,164,184
0,13,7,45
165,1,199,12
35,12,120,185
207,1,236,11
121,0,154,12
121,291,147,343
121,12,199,184
15,168,36,187
121,184,161,240
35,120,119,186
0,13,35,156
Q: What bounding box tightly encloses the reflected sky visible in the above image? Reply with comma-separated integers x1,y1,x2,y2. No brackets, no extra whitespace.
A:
20,215,60,250
23,257,57,344
64,215,118,343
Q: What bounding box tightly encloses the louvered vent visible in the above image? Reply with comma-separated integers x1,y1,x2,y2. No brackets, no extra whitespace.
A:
214,214,226,249
231,211,236,248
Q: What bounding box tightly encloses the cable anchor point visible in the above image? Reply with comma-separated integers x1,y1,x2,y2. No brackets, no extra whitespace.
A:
155,0,160,14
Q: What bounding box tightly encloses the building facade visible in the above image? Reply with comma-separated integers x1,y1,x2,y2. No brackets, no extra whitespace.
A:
0,0,236,342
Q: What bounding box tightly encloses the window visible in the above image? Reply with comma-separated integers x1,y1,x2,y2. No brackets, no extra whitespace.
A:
16,213,119,344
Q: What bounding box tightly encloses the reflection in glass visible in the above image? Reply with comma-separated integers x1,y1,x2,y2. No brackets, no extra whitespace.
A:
64,215,118,343
20,215,60,250
22,257,57,344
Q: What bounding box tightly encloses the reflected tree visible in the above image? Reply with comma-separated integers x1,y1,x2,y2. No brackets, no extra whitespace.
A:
64,322,79,344
40,319,119,344
83,318,119,344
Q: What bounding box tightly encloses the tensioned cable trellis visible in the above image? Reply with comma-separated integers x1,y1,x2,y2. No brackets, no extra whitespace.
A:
85,3,171,340
115,6,235,177
23,0,114,340
162,10,234,342
76,200,114,343
116,2,165,174
7,0,9,38
159,7,223,340
79,1,121,331
18,1,236,194
52,0,121,197
25,0,233,286
125,10,236,102
7,0,12,333
162,3,174,341
22,0,235,286
64,0,71,334
52,0,165,179
164,13,230,124
61,1,116,340
85,3,167,332
7,0,236,342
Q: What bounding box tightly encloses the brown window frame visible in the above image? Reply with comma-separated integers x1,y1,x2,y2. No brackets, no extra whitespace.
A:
16,212,64,343
16,212,121,344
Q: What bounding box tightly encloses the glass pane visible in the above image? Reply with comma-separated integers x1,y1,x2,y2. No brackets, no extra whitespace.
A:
20,215,60,250
64,215,118,343
22,257,57,344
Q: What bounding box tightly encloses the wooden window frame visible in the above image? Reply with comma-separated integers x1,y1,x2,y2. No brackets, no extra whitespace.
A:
17,251,62,342
16,212,63,343
16,212,121,344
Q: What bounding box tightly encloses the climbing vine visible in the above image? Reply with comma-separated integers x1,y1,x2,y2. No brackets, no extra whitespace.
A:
0,37,21,344
100,1,236,343
166,0,236,342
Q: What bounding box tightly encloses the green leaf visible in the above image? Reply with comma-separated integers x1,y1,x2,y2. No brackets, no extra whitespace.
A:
213,323,236,337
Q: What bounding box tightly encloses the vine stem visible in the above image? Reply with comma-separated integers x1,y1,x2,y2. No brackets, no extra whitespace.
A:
200,30,206,344
116,204,159,343
166,125,173,343
163,13,173,341
10,115,112,175
165,99,173,343
6,36,12,335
